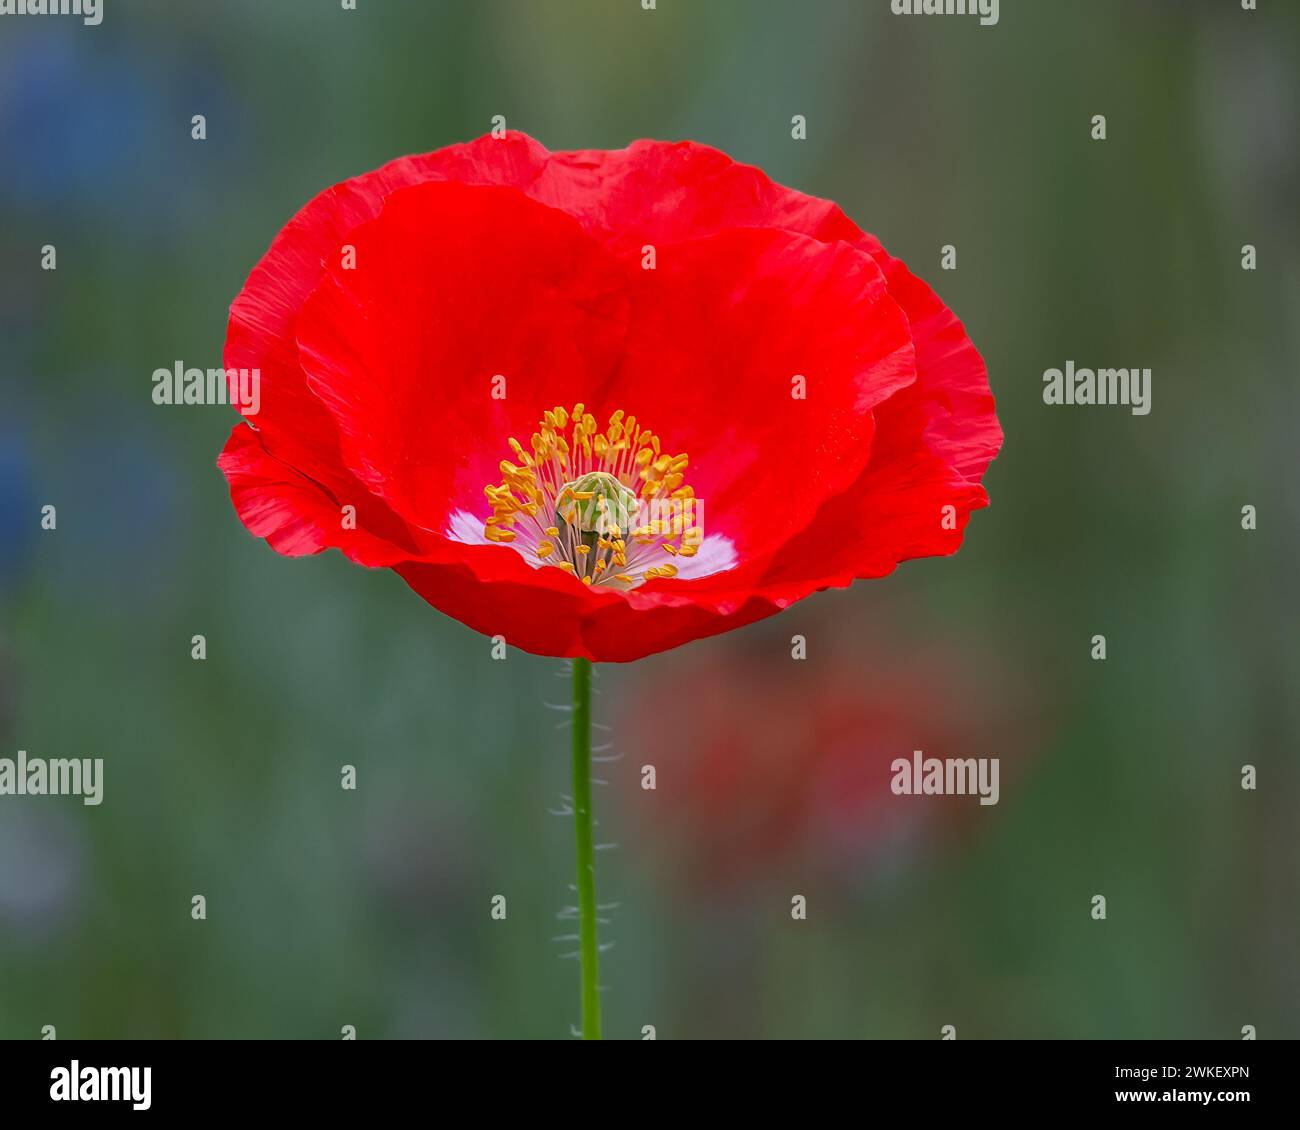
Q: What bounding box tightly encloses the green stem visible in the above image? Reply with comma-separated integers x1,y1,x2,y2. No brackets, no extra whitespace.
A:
570,656,601,1039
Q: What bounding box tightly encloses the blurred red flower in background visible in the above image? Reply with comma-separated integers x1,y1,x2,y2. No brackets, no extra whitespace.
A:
219,132,1001,660
620,620,1039,895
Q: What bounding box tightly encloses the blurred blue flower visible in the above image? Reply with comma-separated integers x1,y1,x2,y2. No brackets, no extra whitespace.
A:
0,422,37,599
0,807,85,941
0,36,151,207
0,32,240,233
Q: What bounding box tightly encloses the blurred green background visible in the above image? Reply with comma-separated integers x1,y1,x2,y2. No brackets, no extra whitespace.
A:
1,0,1296,1039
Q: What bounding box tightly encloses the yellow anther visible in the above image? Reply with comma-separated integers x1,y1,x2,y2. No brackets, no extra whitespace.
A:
483,404,702,591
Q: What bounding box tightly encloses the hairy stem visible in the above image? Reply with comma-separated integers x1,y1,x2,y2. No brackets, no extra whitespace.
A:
571,656,601,1039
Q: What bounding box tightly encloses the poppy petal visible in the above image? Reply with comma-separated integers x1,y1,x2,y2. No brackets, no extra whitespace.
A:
293,180,630,533
218,423,428,566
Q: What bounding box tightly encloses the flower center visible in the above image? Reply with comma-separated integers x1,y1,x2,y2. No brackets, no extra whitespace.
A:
483,404,703,589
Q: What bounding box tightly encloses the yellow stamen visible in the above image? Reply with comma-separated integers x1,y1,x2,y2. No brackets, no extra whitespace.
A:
480,405,701,591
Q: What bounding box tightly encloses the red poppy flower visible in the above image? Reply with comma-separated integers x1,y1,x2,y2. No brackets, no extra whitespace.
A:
219,132,1001,661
